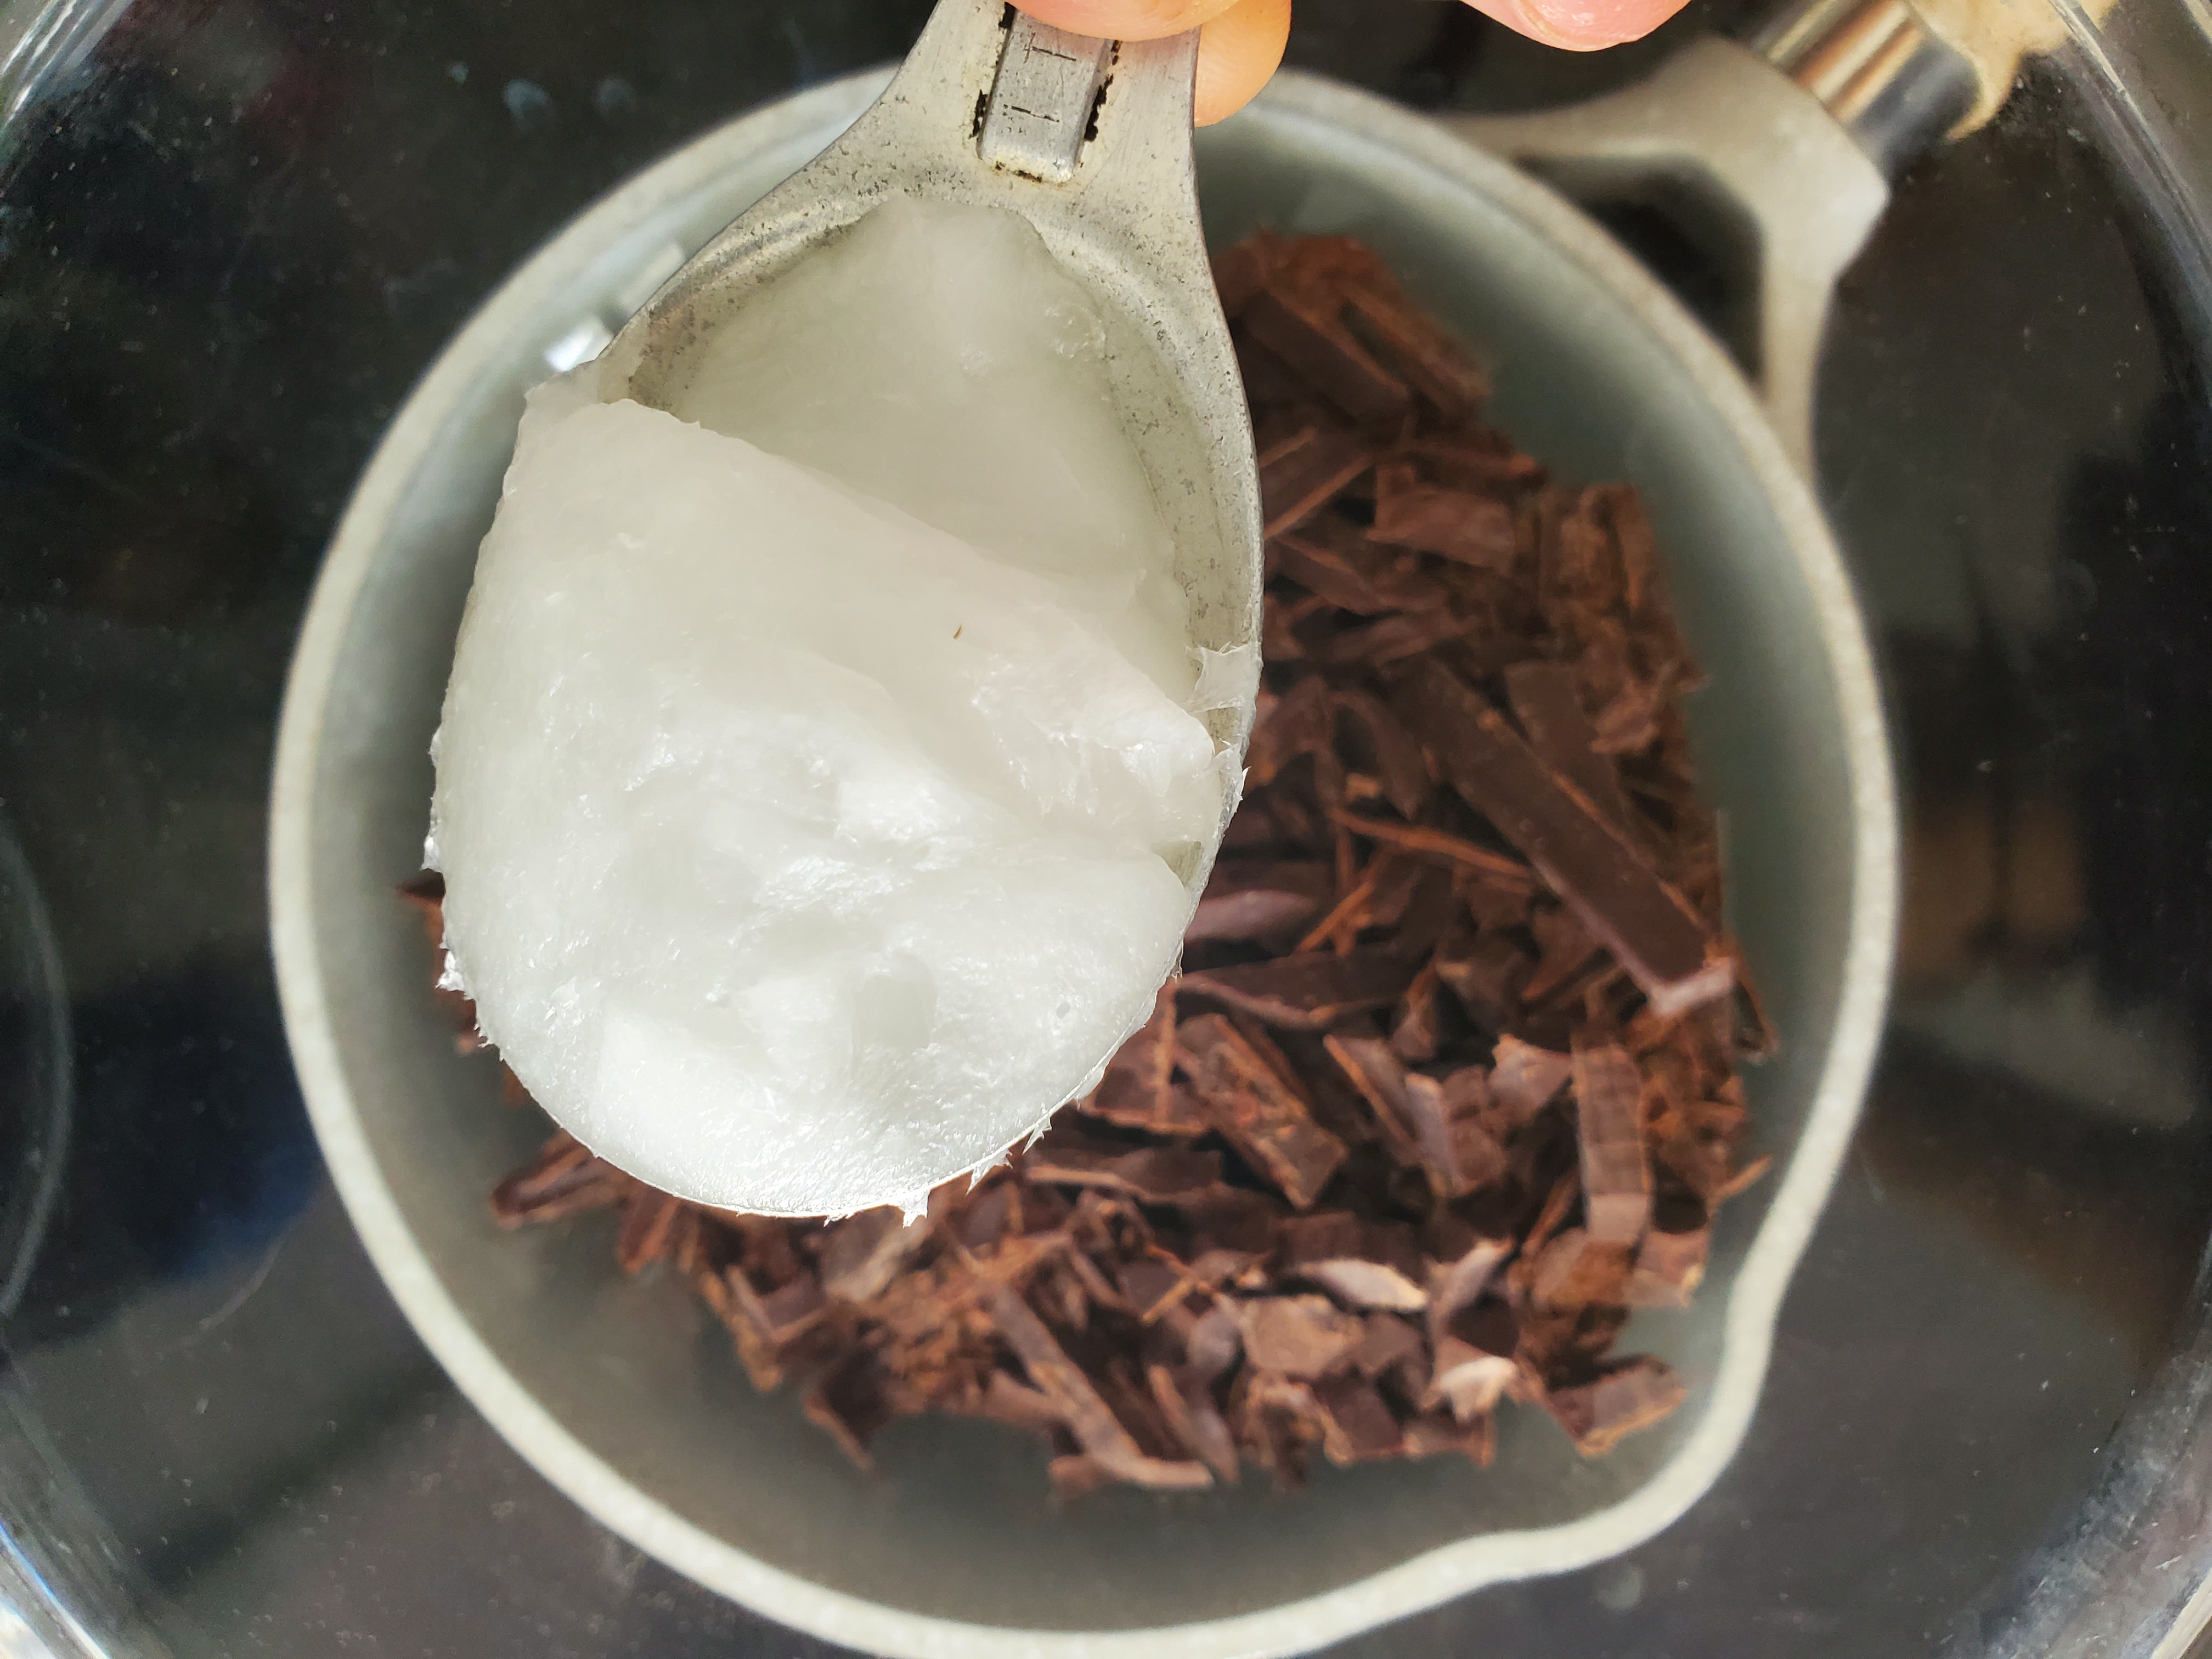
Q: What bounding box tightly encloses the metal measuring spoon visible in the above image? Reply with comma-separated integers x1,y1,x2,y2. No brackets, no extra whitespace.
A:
598,0,1264,844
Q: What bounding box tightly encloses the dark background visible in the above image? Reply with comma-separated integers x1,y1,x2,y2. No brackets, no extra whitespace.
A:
3,0,2211,1653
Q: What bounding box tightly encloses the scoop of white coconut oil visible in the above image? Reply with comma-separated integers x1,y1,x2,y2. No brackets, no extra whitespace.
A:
427,198,1240,1218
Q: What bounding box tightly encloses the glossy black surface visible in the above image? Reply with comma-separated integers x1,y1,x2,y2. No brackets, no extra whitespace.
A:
3,2,2211,1654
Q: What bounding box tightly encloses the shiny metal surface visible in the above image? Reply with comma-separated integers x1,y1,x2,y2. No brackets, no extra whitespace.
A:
1748,0,1977,173
3,0,2211,1655
975,12,1113,182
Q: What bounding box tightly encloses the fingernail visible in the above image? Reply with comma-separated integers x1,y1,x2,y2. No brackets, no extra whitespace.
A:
1496,0,1640,50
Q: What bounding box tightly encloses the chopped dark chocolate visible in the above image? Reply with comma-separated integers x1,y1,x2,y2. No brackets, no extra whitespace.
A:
1259,427,1374,540
614,1188,685,1276
1315,1375,1405,1465
1177,1013,1348,1208
1504,660,1637,831
1370,463,1518,571
489,1132,624,1227
1234,1294,1363,1378
1186,859,1334,945
1328,810,1536,891
818,1207,932,1304
1333,686,1432,820
1179,952,1413,1032
1572,1042,1652,1246
452,231,1768,1500
1626,1223,1710,1308
1240,289,1411,427
1545,1356,1688,1457
1273,521,1446,617
1489,1035,1575,1126
1025,1132,1226,1205
1397,661,1734,1017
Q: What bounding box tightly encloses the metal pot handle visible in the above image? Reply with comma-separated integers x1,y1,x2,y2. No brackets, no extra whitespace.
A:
1437,3,1977,476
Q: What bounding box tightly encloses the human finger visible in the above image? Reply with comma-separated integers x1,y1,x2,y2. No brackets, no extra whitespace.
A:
1013,0,1246,42
1458,0,1685,50
1192,0,1292,126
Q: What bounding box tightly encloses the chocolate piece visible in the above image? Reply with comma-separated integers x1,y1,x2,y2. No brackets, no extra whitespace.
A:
1294,862,1392,955
1427,1228,1511,1327
1246,674,1336,785
1626,1224,1710,1308
1184,1299,1245,1384
1573,1042,1651,1245
1241,290,1412,426
1282,1216,1430,1312
980,1369,1067,1439
1427,1341,1518,1423
489,1132,624,1227
1234,1295,1363,1378
1527,1227,1634,1308
1259,426,1374,540
1328,810,1536,891
727,1264,828,1347
1025,1134,1226,1205
1347,1314,1425,1379
1149,1362,1242,1481
1187,860,1333,945
1340,286,1488,421
983,1282,1211,1489
1520,905,1604,1008
817,1208,930,1304
1370,463,1517,571
1177,1014,1348,1208
1178,952,1412,1034
1319,1034,1427,1172
1077,986,1204,1137
1504,660,1635,831
1545,1356,1687,1456
1333,687,1432,820
1389,963,1447,1064
1402,1410,1496,1465
1434,930,1530,1031
1315,1375,1404,1464
803,1356,894,1470
1398,661,1733,1017
1404,434,1543,492
615,1188,685,1275
1273,522,1446,616
1489,1035,1575,1126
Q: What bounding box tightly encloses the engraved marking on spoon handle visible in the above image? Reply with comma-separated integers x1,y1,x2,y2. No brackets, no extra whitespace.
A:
978,12,1115,184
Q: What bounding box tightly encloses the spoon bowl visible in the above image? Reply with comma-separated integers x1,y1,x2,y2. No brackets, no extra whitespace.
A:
602,0,1263,785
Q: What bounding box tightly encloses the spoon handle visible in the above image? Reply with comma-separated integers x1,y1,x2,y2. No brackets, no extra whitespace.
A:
858,0,1201,213
978,14,1116,185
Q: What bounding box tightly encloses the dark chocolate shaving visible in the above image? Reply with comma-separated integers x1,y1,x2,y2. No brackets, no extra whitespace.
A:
1396,660,1734,1017
1177,1014,1348,1209
1178,952,1413,1032
1572,1042,1652,1246
1545,1356,1688,1457
1259,427,1374,540
1186,860,1334,945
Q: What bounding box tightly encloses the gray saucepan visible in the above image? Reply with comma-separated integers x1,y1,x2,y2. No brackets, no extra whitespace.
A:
268,65,1897,1659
